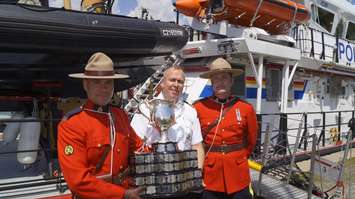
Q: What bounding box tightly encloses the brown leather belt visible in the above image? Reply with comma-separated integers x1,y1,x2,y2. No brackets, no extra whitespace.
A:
102,168,129,185
205,143,245,153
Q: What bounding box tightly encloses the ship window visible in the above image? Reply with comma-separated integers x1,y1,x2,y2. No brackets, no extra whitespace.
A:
311,4,318,23
328,77,343,97
313,5,334,32
346,21,355,41
231,64,245,97
266,68,281,101
211,0,224,13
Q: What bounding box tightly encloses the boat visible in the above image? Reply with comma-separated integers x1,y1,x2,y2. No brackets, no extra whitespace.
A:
169,0,355,149
0,2,188,99
1,0,355,198
0,1,189,198
126,0,355,197
0,3,188,56
175,0,311,34
173,0,355,147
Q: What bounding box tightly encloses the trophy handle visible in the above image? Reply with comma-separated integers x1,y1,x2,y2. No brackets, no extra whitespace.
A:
137,99,153,123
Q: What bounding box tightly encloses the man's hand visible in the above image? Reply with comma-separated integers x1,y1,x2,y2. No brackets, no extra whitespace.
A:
124,187,145,199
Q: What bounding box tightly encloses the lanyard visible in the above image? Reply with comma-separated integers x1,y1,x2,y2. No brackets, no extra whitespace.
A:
83,107,116,178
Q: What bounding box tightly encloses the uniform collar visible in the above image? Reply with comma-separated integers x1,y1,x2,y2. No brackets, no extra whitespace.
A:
210,95,236,105
83,100,110,113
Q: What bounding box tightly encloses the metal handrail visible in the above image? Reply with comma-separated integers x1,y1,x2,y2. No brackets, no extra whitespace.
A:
255,109,355,157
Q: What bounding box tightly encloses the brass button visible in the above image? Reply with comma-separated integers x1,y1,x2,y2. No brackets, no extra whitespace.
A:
117,148,121,153
120,166,123,169
97,144,102,147
222,141,225,144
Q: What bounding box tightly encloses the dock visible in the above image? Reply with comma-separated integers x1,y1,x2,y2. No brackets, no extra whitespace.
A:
251,170,322,199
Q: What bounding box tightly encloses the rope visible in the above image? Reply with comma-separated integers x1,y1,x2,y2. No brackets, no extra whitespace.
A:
249,0,263,27
290,1,298,27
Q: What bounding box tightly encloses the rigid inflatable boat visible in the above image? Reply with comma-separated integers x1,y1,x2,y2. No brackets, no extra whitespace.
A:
0,3,188,56
0,2,189,97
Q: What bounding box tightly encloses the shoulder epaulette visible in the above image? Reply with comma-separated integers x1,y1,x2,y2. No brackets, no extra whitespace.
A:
235,97,249,105
62,107,82,120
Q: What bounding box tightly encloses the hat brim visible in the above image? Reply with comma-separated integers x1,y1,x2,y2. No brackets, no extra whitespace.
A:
68,73,129,79
199,69,244,79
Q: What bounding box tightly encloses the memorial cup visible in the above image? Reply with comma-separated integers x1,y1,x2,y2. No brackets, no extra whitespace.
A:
139,99,175,143
132,99,203,198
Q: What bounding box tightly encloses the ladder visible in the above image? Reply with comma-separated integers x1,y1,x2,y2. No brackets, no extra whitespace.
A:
124,54,183,116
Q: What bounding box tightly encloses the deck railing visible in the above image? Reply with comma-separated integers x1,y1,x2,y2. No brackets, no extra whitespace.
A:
255,109,355,158
292,25,355,69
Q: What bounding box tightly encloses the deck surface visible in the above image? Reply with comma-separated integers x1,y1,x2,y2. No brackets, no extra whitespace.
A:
251,170,322,199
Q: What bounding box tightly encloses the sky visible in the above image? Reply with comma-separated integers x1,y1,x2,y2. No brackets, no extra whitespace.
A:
50,0,355,23
119,0,178,22
49,0,189,24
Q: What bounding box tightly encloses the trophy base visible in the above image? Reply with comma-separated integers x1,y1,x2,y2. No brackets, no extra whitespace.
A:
131,142,203,198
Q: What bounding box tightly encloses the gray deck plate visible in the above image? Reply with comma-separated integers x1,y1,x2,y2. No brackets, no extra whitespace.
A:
251,170,322,199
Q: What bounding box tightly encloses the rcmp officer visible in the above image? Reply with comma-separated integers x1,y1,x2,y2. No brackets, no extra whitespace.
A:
57,52,144,199
193,58,258,199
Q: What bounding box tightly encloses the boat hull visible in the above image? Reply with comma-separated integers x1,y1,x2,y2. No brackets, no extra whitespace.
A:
0,4,188,56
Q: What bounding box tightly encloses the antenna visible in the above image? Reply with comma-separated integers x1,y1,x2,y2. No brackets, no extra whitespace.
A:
141,8,149,20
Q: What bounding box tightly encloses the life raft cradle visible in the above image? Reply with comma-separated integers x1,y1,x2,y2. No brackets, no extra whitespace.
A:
249,0,298,27
176,0,310,34
211,0,307,34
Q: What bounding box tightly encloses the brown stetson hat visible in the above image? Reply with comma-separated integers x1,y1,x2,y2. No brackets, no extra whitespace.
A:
199,58,243,79
69,52,129,79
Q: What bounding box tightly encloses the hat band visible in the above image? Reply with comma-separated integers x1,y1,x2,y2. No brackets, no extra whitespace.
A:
84,70,115,76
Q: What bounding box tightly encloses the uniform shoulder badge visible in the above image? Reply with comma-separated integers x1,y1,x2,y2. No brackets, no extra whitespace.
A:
64,145,74,155
62,107,82,121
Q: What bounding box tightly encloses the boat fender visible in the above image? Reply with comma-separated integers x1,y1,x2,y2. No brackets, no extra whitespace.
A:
3,112,24,145
17,117,41,165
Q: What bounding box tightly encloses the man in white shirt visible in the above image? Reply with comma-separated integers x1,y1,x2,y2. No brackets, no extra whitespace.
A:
131,66,205,170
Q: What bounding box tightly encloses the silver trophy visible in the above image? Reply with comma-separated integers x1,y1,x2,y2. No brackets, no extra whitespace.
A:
133,99,203,198
139,99,175,143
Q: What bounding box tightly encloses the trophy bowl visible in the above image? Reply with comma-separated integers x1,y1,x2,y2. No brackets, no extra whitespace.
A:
150,99,175,142
151,99,175,131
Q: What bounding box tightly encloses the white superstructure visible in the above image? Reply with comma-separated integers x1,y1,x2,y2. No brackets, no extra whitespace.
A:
176,0,355,146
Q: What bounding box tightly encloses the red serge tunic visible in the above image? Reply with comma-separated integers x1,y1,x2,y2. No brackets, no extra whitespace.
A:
193,97,258,194
57,101,143,199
